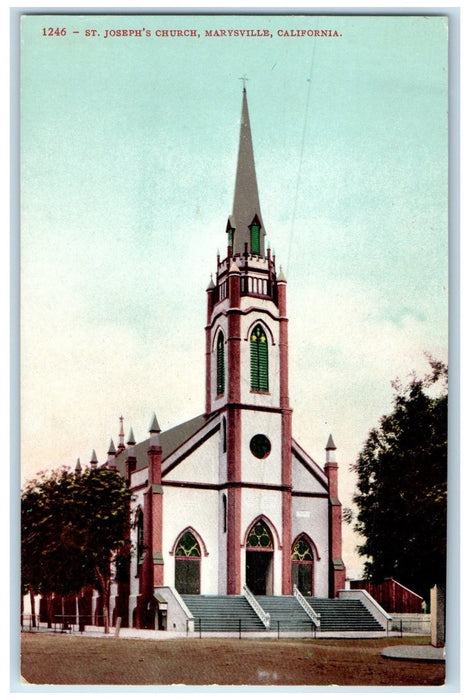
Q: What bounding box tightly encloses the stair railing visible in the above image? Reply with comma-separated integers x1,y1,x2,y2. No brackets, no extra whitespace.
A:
242,584,271,629
293,585,321,628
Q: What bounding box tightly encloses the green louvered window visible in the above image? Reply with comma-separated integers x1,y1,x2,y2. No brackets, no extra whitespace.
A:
251,224,260,254
250,324,269,391
216,331,225,395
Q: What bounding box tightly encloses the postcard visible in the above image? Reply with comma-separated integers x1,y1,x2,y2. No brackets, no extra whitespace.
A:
18,11,450,688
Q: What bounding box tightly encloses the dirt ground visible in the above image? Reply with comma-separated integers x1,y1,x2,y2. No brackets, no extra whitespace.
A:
20,633,445,687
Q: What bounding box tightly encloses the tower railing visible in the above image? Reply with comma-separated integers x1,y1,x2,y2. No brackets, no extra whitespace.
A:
242,584,271,629
293,585,321,628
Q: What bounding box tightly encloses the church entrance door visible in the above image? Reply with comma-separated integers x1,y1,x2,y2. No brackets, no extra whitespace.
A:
246,551,273,595
245,519,274,595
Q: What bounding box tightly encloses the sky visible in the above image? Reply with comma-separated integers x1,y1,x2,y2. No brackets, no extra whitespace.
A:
19,12,449,579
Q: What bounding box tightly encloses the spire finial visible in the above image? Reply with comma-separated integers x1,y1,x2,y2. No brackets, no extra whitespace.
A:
239,74,249,91
118,415,125,448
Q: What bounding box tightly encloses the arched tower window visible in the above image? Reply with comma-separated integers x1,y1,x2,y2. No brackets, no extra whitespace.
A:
291,536,315,597
250,324,269,392
174,530,201,594
216,331,225,395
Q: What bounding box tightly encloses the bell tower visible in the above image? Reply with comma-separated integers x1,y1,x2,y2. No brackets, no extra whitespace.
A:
205,88,293,594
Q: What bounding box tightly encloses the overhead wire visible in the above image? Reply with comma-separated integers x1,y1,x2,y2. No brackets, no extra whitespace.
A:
286,43,317,275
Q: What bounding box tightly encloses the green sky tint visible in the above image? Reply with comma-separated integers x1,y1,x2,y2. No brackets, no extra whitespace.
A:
20,14,448,577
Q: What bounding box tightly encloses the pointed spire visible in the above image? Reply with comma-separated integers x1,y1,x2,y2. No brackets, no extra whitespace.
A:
148,412,161,433
325,434,337,465
118,415,125,449
206,274,215,291
127,427,136,445
326,434,336,450
75,458,82,475
107,438,116,455
277,266,287,282
149,412,161,448
90,449,98,467
231,88,265,256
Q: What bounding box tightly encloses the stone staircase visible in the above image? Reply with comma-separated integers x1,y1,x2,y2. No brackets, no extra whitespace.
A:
307,597,385,632
181,595,266,632
181,594,385,634
256,595,315,633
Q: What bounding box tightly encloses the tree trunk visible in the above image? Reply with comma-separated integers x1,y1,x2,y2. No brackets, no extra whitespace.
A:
95,567,110,634
46,592,53,628
29,586,36,627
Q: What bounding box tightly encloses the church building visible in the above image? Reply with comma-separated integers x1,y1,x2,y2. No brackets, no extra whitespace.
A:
106,88,346,630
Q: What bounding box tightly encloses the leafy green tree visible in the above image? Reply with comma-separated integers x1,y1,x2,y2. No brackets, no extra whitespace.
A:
21,466,131,633
349,359,447,601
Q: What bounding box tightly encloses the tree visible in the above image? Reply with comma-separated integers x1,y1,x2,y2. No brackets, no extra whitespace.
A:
349,359,447,601
21,465,131,633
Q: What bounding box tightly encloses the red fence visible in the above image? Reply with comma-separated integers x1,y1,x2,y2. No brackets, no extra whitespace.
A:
349,578,423,613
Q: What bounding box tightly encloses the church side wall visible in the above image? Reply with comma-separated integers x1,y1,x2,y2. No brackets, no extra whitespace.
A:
162,486,220,594
292,495,329,597
128,486,145,624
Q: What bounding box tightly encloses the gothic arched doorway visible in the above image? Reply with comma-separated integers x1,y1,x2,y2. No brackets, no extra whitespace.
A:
174,530,201,594
245,519,274,595
291,535,315,596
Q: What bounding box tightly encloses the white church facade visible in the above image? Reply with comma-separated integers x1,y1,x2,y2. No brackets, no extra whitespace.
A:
104,88,346,630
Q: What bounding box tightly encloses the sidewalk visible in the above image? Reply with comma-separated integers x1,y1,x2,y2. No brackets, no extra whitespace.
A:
382,645,445,663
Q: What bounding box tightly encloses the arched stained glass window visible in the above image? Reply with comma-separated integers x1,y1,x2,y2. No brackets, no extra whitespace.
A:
291,536,314,596
250,324,268,392
175,531,201,558
291,537,314,561
246,520,274,550
216,331,225,395
175,530,201,594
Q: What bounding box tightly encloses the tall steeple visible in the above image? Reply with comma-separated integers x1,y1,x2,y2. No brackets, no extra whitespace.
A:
230,88,266,256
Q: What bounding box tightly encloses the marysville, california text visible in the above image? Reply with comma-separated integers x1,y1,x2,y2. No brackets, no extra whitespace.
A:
99,28,342,39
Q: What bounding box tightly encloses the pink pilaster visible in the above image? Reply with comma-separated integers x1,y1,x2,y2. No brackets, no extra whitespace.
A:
226,263,242,594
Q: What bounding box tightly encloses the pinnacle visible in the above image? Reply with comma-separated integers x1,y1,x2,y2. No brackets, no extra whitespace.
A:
326,434,337,450
149,412,161,433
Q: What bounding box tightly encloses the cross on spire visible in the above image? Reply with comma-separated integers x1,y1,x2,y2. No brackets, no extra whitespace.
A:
239,74,249,90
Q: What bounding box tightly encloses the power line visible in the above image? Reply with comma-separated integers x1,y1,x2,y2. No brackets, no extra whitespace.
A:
286,44,317,275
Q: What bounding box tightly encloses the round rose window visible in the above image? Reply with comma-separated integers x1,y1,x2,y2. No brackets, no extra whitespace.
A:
249,434,271,459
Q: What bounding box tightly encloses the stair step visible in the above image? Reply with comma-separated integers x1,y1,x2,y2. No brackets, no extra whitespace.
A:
180,594,385,633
